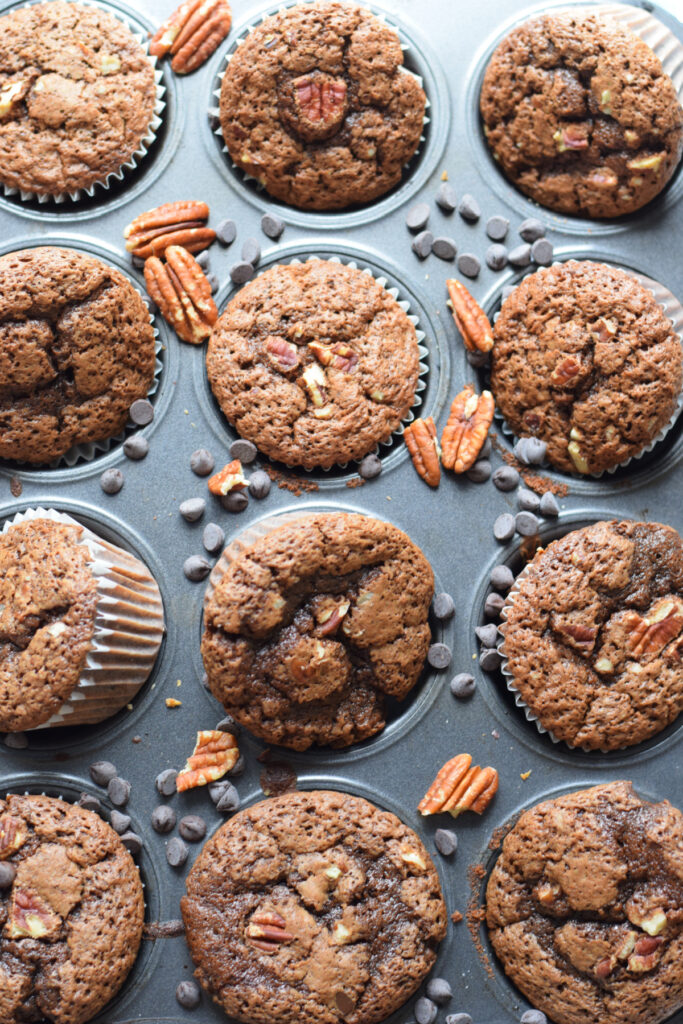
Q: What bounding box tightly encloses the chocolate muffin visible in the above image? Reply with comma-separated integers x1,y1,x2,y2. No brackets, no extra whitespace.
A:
182,789,447,1024
219,1,426,210
201,512,433,750
207,260,421,469
0,792,144,1024
0,0,157,197
490,261,682,475
486,781,683,1024
480,12,683,218
0,247,156,465
500,520,683,751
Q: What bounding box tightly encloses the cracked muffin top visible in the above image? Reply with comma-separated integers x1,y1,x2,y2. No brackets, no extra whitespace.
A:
206,260,421,470
490,261,682,476
201,512,433,750
219,0,426,210
0,519,97,733
0,0,157,197
0,793,144,1024
480,12,683,218
0,247,155,465
182,789,447,1024
486,781,683,1024
500,520,683,751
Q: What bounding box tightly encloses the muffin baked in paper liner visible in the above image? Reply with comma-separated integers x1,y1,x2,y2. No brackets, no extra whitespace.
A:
2,507,165,729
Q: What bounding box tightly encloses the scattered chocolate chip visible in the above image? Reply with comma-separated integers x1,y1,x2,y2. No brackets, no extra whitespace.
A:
457,253,481,278
415,996,437,1024
519,218,545,242
531,238,553,266
458,194,480,221
508,243,532,267
228,754,245,777
110,810,131,834
203,522,225,554
336,992,355,1016
491,564,514,591
179,498,206,522
486,243,508,271
516,511,540,536
132,254,145,269
432,592,455,620
412,230,434,259
100,468,124,495
123,434,149,460
90,761,117,787
107,777,131,807
517,487,540,512
221,490,249,513
427,643,452,670
241,238,261,265
216,218,236,246
446,1015,473,1024
216,715,240,736
155,768,178,797
359,453,382,480
176,980,201,1009
0,863,16,888
248,469,271,499
514,437,547,465
492,466,520,491
480,438,492,459
229,438,257,464
493,512,516,541
230,261,255,285
184,555,211,581
152,805,177,834
206,273,219,294
406,202,430,231
466,349,489,367
166,837,188,868
190,448,214,476
486,215,509,241
426,978,452,1005
261,212,284,239
195,250,211,270
485,592,505,618
539,491,559,516
450,673,476,699
77,793,102,814
434,829,458,856
436,182,457,212
179,815,207,842
480,647,503,671
120,831,143,856
4,732,28,750
129,398,154,426
501,283,517,300
476,623,499,647
208,780,230,804
466,458,491,483
432,236,457,261
521,1013,548,1024
216,783,241,814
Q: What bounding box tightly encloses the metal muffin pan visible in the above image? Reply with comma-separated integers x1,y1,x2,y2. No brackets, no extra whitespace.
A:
0,0,681,1021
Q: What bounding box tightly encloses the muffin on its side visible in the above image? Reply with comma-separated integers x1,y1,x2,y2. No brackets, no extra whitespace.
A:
0,793,144,1024
490,261,682,475
486,782,683,1024
201,512,433,750
480,12,683,219
182,789,447,1024
0,247,155,465
219,0,426,210
500,519,683,751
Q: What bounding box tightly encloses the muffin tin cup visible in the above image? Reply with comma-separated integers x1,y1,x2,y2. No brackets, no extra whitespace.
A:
3,507,165,730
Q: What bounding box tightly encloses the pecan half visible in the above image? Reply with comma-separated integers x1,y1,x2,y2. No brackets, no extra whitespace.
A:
208,459,249,496
124,201,215,259
441,386,494,473
144,246,218,345
265,336,300,372
0,815,26,860
290,74,347,141
551,355,582,387
176,730,239,792
404,417,440,488
623,597,683,657
446,279,493,353
419,753,499,818
246,909,294,953
150,0,232,74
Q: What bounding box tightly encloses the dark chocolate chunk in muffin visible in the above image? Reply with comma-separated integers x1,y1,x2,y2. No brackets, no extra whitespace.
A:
480,12,683,218
486,782,683,1024
219,1,426,210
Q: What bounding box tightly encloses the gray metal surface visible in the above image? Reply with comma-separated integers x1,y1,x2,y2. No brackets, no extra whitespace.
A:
0,0,682,1021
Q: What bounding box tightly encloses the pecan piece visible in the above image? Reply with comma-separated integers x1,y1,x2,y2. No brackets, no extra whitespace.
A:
144,246,218,345
551,355,582,387
6,888,60,939
0,80,26,118
290,75,347,140
623,597,683,657
419,753,499,818
150,0,232,74
441,386,494,473
176,730,240,792
628,937,663,973
590,317,617,344
124,201,214,259
627,153,665,171
595,956,616,980
308,341,358,373
208,459,249,496
246,909,294,953
404,417,440,488
553,125,589,152
299,364,329,410
288,639,328,685
265,337,300,372
446,279,493,353
315,599,350,636
0,815,26,860
555,621,597,652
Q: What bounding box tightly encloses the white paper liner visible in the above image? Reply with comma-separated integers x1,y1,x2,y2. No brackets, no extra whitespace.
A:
493,260,683,478
2,508,165,729
1,0,166,205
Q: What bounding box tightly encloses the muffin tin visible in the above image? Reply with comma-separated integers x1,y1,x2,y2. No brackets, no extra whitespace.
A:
0,0,681,1022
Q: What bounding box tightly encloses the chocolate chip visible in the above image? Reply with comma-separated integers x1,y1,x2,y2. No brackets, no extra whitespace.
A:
359,453,382,480
480,647,503,671
203,522,225,554
0,863,16,888
77,793,102,814
107,777,131,807
195,250,211,270
486,244,508,270
466,349,489,367
457,253,481,279
406,202,430,231
501,284,517,300
466,458,491,483
248,469,271,499
480,438,492,459
216,218,236,246
450,673,475,698
184,555,211,581
508,243,532,267
230,261,255,285
486,215,509,241
516,511,540,536
436,182,457,212
514,437,547,465
216,783,241,814
521,1013,547,1024
100,468,124,494
492,466,520,492
532,238,553,266
166,837,188,868
179,815,207,842
426,978,452,1004
490,564,514,591
519,218,545,242
190,448,214,476
208,780,230,804
132,255,145,269
221,490,249,513
230,438,257,464
432,592,455,620
123,434,149,460
517,487,540,512
476,623,499,647
4,732,28,749
434,829,458,856
228,755,245,777
152,805,177,834
179,498,206,522
336,992,355,1016
485,592,505,618
458,194,480,221
493,512,516,540
539,491,559,516
446,1015,473,1024
110,810,131,834
412,230,433,259
206,273,219,294
261,212,284,239
90,761,117,787
427,643,451,670
216,715,240,735
415,996,437,1024
176,980,201,1009
241,238,261,265
120,831,143,856
129,398,154,426
432,237,457,261
155,768,178,797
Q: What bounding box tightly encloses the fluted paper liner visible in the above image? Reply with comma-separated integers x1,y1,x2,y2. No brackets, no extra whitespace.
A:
2,508,165,729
